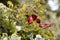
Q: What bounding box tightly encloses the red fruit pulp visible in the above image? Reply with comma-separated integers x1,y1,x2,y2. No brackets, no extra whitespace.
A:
28,16,33,24
44,22,51,27
36,17,41,23
32,14,38,20
44,24,50,27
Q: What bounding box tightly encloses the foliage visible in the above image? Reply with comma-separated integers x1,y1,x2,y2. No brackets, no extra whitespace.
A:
0,0,55,40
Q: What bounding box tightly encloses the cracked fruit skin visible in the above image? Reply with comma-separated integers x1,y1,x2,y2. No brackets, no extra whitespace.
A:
28,16,33,24
36,17,41,24
32,14,38,20
44,22,51,27
40,22,51,27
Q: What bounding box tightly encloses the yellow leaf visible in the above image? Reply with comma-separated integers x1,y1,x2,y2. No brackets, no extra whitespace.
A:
7,1,13,5
21,4,27,12
7,1,13,7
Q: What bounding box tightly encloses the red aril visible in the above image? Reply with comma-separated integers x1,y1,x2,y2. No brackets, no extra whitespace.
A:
36,17,41,24
44,22,51,27
32,14,38,20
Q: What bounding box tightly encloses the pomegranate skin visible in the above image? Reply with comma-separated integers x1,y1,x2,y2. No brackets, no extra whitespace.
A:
44,22,51,27
36,17,41,24
28,16,33,24
32,14,38,20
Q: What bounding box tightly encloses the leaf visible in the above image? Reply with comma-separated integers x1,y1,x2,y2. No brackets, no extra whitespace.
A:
7,1,13,5
21,4,27,12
